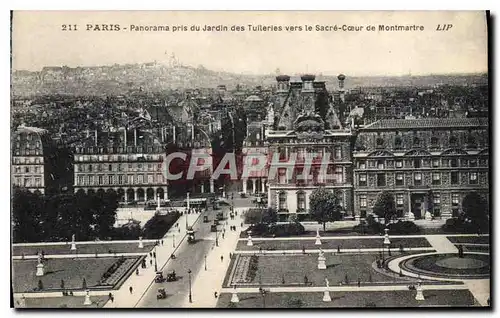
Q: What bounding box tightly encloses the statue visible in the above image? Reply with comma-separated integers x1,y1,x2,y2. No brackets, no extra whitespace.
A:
322,277,332,302
37,252,42,265
325,278,330,288
458,245,464,258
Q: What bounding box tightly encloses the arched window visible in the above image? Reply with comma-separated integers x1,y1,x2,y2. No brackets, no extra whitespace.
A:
297,191,306,211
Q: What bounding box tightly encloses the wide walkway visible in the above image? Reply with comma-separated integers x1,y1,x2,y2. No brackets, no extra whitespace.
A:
181,213,245,307
104,212,200,308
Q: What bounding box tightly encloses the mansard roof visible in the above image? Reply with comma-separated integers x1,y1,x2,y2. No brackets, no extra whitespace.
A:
363,118,488,130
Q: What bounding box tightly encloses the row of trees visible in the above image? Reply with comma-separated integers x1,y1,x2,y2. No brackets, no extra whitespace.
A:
12,188,119,243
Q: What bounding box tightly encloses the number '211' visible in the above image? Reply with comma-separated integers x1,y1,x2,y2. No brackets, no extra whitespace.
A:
61,24,78,31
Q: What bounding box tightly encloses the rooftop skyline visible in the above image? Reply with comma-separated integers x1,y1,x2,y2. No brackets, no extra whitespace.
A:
12,11,488,76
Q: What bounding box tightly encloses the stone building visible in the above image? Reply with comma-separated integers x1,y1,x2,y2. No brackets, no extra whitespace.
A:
73,128,168,203
352,118,489,219
266,74,354,221
12,125,58,194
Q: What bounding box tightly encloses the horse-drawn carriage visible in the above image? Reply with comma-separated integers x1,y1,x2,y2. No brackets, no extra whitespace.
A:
157,288,166,299
187,227,196,243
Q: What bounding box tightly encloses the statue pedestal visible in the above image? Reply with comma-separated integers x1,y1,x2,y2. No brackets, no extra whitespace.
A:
415,285,425,301
36,263,44,277
70,243,77,250
407,212,415,221
317,255,327,270
247,236,253,246
424,212,432,221
138,237,144,249
83,291,92,306
315,236,322,245
322,290,331,302
230,292,240,303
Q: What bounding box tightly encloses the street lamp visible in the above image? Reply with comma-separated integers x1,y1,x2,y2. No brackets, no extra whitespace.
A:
204,255,207,271
188,269,192,303
172,234,175,248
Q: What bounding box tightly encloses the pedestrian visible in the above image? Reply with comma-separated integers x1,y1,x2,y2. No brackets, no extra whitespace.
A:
129,286,133,294
222,233,225,239
178,228,181,233
136,268,139,275
108,292,113,302
153,252,156,258
150,259,153,266
357,279,361,287
302,246,306,254
240,222,243,227
161,240,164,246
221,255,224,262
214,291,218,298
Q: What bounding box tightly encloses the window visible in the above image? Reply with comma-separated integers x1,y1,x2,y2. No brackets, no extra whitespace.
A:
128,175,134,185
148,174,154,184
469,172,478,184
278,168,287,184
432,159,440,168
469,159,477,167
148,164,153,171
451,171,459,185
108,175,113,185
449,136,457,146
461,159,468,167
452,193,459,205
278,192,287,211
24,177,30,187
98,175,103,185
377,160,385,170
360,195,367,208
432,173,441,185
430,136,439,147
359,174,367,186
414,159,421,168
14,166,21,173
396,194,404,206
334,167,343,184
377,173,386,186
34,166,40,173
394,136,402,148
433,194,441,205
78,175,84,186
396,173,404,186
334,146,342,159
138,174,144,184
395,160,403,168
156,174,163,183
297,191,306,210
450,158,458,167
358,161,366,169
89,175,95,185
118,175,124,185
414,172,422,185
88,164,93,172
138,164,143,170
118,164,123,171
25,167,30,173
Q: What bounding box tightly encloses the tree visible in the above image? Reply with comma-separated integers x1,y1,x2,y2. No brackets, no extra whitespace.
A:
12,188,45,243
262,207,278,224
287,297,304,308
373,191,397,224
462,192,489,225
308,188,343,231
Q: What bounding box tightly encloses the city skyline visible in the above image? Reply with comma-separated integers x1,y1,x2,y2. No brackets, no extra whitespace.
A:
12,11,488,76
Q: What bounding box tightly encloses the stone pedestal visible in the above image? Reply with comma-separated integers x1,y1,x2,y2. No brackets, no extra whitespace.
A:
83,290,92,306
36,263,44,276
383,228,391,245
230,290,240,303
315,228,322,245
317,253,327,270
424,211,432,221
138,236,144,249
247,233,253,246
322,290,331,302
415,284,425,301
71,242,77,250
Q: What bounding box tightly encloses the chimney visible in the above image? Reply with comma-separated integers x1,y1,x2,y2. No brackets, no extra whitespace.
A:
300,74,315,92
276,75,290,93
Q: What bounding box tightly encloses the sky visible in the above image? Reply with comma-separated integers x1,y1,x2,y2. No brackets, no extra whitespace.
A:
11,11,488,76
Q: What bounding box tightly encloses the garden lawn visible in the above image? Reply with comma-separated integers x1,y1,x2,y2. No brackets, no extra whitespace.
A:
216,290,478,308
12,242,156,256
226,253,412,287
447,236,490,245
236,237,431,251
12,257,139,293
